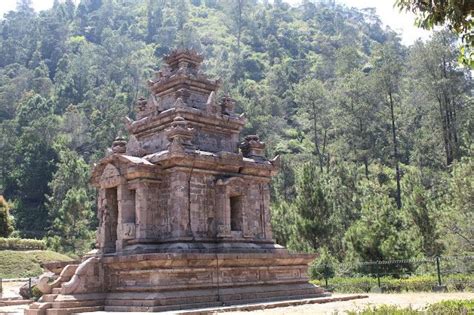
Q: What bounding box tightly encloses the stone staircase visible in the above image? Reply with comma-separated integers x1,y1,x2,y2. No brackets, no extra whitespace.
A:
24,265,88,315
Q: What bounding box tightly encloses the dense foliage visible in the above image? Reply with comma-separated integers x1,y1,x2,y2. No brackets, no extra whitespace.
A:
0,0,472,259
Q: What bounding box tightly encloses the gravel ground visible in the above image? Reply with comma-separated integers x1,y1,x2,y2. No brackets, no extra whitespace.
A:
1,281,25,299
224,292,474,315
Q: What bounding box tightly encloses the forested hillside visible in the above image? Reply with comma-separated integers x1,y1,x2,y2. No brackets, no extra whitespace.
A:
0,0,472,262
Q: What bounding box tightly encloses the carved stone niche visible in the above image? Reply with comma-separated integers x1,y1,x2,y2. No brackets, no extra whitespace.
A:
216,177,248,239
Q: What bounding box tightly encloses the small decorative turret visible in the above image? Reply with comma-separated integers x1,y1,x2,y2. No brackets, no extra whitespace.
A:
112,136,127,154
220,94,236,115
239,135,266,160
164,49,204,73
165,116,195,154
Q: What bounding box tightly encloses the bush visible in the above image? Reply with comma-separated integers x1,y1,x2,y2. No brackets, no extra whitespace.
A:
0,196,13,237
310,274,474,293
0,237,46,250
309,247,337,284
426,299,474,314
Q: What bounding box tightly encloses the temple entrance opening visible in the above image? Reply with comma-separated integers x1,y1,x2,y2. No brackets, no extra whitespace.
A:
230,195,243,232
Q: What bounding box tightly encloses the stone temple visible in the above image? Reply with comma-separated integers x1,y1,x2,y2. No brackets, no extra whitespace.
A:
25,49,327,315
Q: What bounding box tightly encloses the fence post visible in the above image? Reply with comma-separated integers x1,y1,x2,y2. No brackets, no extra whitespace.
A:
324,263,328,287
376,263,381,289
28,277,32,298
436,256,442,286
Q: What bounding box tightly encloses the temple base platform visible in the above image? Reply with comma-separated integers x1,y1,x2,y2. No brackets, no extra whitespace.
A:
26,252,328,315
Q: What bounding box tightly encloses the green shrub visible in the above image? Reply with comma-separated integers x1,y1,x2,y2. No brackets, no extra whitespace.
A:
0,196,13,237
309,247,337,283
0,237,46,250
311,274,474,293
426,299,474,314
31,286,43,301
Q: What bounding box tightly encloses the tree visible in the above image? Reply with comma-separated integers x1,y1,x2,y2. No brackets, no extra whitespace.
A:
402,166,444,256
4,94,59,238
406,31,471,166
292,162,334,252
294,79,330,172
439,150,474,254
371,41,404,209
344,165,419,263
395,0,474,67
47,146,94,254
332,70,382,177
309,247,337,285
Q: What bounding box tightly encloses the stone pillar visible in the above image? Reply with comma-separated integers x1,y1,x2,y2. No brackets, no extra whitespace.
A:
96,189,106,252
262,183,273,241
169,171,190,238
216,183,231,237
135,182,149,240
116,184,136,252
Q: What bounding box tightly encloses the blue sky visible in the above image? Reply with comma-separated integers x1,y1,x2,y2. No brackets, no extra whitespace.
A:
0,0,431,46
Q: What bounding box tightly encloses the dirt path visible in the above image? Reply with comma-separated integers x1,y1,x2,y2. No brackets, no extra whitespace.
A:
224,292,474,315
1,292,473,314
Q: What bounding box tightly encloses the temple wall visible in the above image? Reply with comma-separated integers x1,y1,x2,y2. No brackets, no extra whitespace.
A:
97,170,273,249
189,173,216,238
193,128,238,153
135,128,238,154
245,183,264,239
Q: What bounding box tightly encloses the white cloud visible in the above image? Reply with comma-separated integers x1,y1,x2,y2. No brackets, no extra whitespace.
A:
0,0,55,16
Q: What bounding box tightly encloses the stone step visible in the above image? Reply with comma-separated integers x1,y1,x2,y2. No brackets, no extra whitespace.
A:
46,306,103,315
24,309,47,315
105,294,219,307
222,292,329,306
219,288,326,302
39,294,57,303
104,301,223,312
28,302,52,310
51,299,104,309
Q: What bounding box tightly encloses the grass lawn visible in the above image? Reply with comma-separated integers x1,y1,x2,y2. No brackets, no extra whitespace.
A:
0,250,73,278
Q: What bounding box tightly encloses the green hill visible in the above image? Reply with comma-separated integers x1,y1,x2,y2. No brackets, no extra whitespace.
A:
0,250,73,278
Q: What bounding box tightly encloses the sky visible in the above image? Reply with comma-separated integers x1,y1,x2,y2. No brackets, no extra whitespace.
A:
0,0,432,46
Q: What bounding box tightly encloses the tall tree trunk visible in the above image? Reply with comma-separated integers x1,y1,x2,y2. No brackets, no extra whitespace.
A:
312,104,324,172
436,95,451,166
389,92,402,209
